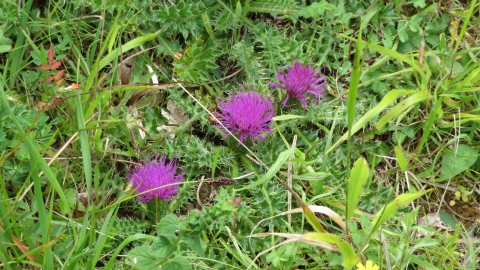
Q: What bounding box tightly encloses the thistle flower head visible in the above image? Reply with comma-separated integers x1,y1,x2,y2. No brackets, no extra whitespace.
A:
217,86,275,145
127,153,184,203
270,62,326,108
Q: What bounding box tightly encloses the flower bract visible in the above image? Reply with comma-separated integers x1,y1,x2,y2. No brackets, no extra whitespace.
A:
217,87,275,144
128,153,184,202
270,62,326,108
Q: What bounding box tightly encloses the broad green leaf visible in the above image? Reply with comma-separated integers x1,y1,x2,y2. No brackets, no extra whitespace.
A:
326,90,415,154
151,235,177,260
0,28,12,53
105,234,156,269
157,214,179,235
163,256,191,270
439,144,478,181
372,190,431,232
439,210,458,228
394,146,408,172
236,147,295,191
346,158,369,222
128,246,158,269
303,233,356,269
185,236,204,257
375,91,430,129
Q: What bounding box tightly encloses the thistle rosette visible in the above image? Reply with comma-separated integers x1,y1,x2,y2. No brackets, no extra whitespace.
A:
127,153,184,203
217,87,275,144
270,62,327,108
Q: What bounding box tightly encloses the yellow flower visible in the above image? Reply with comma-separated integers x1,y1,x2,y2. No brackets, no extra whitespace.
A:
356,260,380,270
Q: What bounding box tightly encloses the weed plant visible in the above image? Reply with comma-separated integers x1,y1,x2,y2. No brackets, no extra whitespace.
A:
0,0,479,269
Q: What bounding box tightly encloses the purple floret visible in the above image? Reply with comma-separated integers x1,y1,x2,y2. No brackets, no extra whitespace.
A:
127,153,184,203
270,62,327,108
217,86,275,145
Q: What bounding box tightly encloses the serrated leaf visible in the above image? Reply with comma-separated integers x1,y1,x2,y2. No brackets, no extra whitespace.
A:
425,35,439,47
173,37,220,82
382,26,393,49
409,15,423,34
413,0,426,8
291,1,335,21
397,21,409,43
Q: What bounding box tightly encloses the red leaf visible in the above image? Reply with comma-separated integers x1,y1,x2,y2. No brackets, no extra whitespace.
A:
53,69,65,80
36,65,52,70
48,46,54,65
44,76,54,82
54,79,63,86
51,61,62,70
49,98,63,107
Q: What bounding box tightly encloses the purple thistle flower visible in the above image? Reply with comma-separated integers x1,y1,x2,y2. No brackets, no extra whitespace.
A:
127,153,184,203
217,86,275,144
270,62,327,108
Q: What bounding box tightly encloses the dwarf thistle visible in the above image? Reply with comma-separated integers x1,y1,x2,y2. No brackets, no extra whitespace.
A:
217,86,275,145
127,153,184,203
270,62,327,108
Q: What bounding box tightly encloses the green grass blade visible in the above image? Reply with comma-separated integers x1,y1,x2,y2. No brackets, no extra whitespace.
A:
346,158,369,223
303,204,326,233
98,31,160,71
339,33,425,81
394,146,408,172
31,164,54,268
371,189,432,233
325,90,415,155
303,233,356,269
75,94,93,203
0,82,69,211
417,96,443,154
90,208,118,267
375,91,430,129
236,147,295,191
